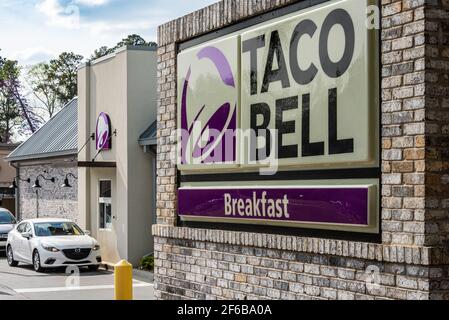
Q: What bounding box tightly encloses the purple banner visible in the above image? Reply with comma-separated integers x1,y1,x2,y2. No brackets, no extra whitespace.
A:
178,187,369,226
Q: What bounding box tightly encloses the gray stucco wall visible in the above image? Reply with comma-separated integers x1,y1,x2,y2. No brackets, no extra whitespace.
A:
18,162,78,222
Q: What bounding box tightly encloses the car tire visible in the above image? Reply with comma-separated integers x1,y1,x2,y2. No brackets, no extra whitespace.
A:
32,250,44,273
88,265,100,272
6,246,18,267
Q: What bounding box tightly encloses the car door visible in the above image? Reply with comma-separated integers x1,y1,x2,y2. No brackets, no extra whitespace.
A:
12,223,25,261
21,223,33,262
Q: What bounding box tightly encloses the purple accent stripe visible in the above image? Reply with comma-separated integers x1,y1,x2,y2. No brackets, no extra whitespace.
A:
179,187,369,225
181,67,191,132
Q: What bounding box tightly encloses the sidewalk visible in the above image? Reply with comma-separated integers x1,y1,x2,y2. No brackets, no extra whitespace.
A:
0,284,27,300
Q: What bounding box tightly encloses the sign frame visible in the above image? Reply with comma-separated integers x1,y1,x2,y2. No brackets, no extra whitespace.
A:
175,0,381,238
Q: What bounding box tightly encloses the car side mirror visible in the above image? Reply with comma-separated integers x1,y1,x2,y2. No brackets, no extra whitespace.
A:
84,230,91,236
22,232,32,240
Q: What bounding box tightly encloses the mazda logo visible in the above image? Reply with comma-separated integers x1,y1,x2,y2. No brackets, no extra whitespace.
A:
75,248,81,253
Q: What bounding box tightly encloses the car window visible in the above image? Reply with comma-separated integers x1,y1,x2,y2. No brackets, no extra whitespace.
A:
24,223,32,234
34,222,84,237
0,210,15,225
16,223,25,233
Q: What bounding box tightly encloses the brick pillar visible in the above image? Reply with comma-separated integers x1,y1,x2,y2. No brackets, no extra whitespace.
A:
156,42,178,226
381,0,426,246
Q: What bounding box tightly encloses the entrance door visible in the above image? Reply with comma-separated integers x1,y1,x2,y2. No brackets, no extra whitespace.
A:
96,178,120,264
99,180,112,230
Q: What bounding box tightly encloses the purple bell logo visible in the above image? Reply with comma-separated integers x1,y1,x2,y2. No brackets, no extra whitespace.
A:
96,112,112,150
180,46,237,165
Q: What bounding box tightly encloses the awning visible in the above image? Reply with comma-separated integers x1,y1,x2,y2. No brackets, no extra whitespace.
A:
139,121,157,154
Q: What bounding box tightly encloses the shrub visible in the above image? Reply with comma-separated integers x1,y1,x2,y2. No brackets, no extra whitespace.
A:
140,255,154,271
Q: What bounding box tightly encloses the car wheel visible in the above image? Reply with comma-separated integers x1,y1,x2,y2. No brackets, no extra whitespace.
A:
33,250,44,273
88,265,100,272
6,246,18,267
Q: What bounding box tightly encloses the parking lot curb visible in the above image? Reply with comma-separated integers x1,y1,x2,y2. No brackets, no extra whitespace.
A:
97,262,153,282
133,269,154,282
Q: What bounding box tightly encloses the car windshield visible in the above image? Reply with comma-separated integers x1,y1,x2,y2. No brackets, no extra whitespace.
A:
34,222,84,237
0,211,15,225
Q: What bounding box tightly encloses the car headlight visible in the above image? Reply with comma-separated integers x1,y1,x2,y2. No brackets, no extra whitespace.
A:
93,244,100,251
42,245,60,252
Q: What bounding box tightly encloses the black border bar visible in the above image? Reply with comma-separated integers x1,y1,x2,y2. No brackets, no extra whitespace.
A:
180,167,380,183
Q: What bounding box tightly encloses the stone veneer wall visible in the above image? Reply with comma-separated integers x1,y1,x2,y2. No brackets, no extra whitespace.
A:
18,162,78,222
153,0,449,300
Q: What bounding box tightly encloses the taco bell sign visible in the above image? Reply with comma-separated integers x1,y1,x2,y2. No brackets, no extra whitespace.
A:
96,112,112,150
177,0,379,171
176,0,380,233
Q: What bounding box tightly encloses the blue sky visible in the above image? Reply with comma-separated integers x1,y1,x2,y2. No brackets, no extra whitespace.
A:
0,0,216,65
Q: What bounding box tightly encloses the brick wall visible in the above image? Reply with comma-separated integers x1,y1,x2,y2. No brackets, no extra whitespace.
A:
18,162,78,222
154,0,449,300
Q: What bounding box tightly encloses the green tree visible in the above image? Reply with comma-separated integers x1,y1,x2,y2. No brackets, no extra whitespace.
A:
27,63,59,119
91,34,157,60
0,53,40,140
115,34,156,48
0,87,21,143
27,52,83,119
91,46,111,60
48,52,83,105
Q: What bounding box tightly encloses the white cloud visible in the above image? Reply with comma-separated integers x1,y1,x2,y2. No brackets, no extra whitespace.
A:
0,0,28,8
36,0,80,29
74,0,109,6
86,19,163,35
0,0,216,67
34,0,168,38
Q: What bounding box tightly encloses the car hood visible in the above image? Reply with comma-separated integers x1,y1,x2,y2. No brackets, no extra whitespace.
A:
40,235,96,248
0,224,14,233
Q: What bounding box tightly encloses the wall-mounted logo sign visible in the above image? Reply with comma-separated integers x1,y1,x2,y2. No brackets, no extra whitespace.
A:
96,112,112,150
177,0,379,171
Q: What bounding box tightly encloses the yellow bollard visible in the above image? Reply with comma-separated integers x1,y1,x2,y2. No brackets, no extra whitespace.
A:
114,260,133,300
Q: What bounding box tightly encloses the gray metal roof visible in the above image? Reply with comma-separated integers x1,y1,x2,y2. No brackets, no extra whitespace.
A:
6,98,78,162
138,121,157,146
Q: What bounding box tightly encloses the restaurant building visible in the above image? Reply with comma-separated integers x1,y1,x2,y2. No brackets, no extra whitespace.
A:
153,0,449,300
77,45,157,266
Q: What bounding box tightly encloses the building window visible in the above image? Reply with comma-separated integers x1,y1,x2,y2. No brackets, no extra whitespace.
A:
99,180,112,230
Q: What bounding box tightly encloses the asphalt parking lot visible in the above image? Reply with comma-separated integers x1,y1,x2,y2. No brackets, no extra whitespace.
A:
0,251,154,300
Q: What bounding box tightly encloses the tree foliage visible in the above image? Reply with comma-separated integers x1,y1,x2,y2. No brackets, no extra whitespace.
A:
49,52,83,104
26,52,83,119
0,52,40,142
0,77,21,143
27,63,59,119
1,34,154,142
91,34,157,60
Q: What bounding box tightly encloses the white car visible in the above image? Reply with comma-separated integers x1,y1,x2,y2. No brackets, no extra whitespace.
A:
0,208,16,251
6,218,102,272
